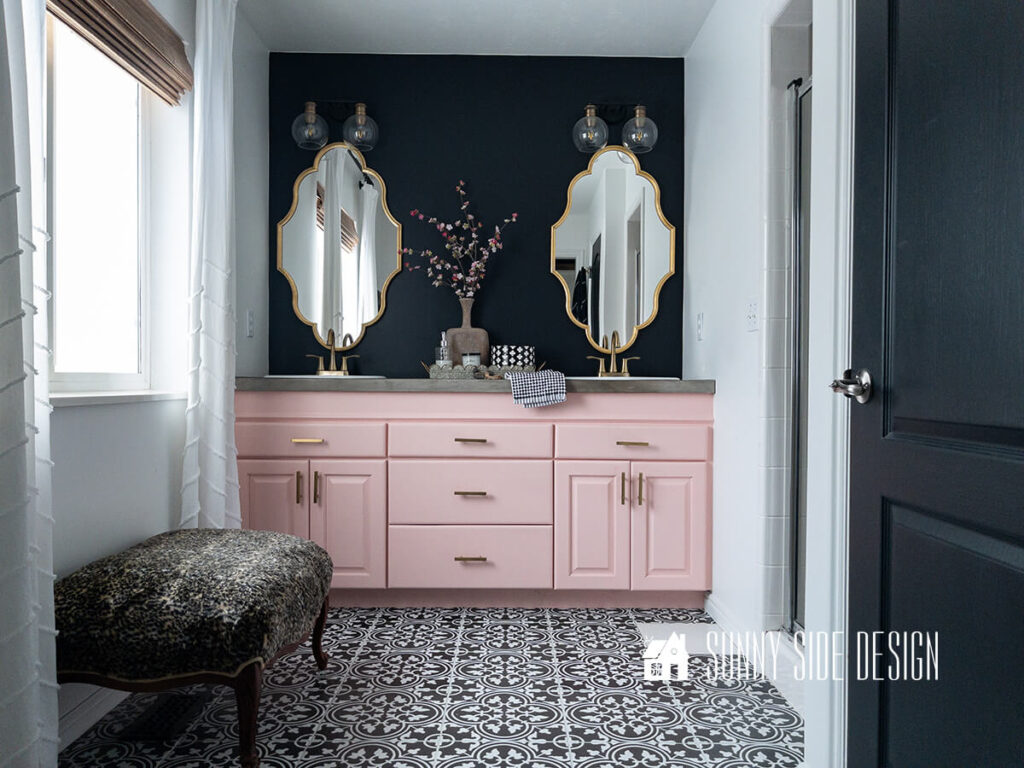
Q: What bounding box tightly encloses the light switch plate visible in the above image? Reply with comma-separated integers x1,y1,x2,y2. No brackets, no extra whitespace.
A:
745,300,758,332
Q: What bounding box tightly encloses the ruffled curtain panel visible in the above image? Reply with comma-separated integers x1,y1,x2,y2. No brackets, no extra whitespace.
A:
0,0,59,763
180,0,240,530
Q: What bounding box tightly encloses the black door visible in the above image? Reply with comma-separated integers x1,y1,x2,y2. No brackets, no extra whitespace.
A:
849,2,1024,766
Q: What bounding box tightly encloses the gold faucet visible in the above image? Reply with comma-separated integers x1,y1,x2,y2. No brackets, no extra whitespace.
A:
587,331,640,377
306,329,360,375
341,332,354,347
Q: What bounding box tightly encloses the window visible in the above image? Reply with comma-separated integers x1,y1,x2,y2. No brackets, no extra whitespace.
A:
48,16,148,390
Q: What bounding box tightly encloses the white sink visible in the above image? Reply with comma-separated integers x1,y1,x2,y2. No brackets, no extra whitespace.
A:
567,376,679,381
265,374,386,379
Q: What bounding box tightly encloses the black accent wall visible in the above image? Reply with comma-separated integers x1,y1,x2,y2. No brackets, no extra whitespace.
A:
268,54,684,377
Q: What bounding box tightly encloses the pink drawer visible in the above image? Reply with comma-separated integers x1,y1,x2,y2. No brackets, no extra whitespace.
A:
235,421,386,457
555,424,711,461
388,525,553,589
389,460,552,524
389,422,552,458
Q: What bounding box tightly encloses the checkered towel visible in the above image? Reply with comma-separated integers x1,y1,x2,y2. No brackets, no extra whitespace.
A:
505,370,567,408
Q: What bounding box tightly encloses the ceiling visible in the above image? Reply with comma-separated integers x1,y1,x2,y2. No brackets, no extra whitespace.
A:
238,0,716,57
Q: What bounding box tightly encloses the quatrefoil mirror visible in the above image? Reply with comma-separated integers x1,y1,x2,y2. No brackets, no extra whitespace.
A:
551,146,675,353
278,142,401,350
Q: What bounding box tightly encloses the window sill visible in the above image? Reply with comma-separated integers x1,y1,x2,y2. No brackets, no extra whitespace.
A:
50,390,187,408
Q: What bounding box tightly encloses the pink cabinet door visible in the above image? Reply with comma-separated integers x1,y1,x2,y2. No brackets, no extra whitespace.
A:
238,459,309,539
310,459,387,589
554,460,631,589
630,461,710,591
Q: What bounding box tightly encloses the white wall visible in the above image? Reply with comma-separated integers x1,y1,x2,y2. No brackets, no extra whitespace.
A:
687,1,854,762
684,0,771,633
234,9,269,376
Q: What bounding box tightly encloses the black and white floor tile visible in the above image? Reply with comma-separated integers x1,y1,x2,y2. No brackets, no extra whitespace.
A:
59,607,804,767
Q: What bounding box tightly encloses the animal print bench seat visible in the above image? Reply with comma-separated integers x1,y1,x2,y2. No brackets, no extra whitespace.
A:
55,528,333,767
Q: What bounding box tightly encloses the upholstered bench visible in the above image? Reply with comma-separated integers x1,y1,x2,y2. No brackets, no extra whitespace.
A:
55,528,333,767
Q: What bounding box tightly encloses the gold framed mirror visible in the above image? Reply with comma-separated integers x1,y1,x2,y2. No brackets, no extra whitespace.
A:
277,141,402,351
551,145,675,354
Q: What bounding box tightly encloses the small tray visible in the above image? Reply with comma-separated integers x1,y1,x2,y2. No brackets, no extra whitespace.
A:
423,363,537,380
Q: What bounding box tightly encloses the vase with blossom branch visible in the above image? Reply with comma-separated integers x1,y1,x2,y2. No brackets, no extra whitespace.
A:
403,180,518,366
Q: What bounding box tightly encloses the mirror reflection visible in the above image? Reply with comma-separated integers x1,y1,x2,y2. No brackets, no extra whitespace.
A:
552,146,675,352
278,142,401,348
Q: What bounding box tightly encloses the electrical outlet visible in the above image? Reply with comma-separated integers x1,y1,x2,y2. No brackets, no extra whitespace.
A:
745,300,758,332
246,310,255,338
696,312,704,341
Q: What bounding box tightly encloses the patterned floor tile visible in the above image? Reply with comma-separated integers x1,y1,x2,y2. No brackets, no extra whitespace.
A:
59,607,803,767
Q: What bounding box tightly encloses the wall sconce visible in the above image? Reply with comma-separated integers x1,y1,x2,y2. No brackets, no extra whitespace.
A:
291,101,329,150
342,103,379,152
622,105,659,154
572,104,609,153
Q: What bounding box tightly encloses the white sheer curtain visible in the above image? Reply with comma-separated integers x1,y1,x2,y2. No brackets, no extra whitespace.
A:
181,0,240,530
320,153,345,337
356,183,379,326
0,0,59,763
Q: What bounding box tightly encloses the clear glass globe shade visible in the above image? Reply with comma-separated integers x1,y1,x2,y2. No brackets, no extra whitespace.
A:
622,112,658,154
572,113,608,153
343,113,379,151
291,111,328,150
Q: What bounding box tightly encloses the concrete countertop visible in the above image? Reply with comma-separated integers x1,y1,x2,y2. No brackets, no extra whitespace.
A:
236,377,716,394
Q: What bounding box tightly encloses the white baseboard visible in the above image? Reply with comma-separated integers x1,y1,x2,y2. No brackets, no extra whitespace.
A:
703,593,804,714
703,592,746,635
59,686,129,751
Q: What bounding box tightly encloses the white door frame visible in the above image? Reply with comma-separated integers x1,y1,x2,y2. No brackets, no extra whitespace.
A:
803,0,855,765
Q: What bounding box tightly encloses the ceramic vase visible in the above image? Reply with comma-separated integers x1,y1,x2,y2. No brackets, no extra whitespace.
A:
447,297,489,366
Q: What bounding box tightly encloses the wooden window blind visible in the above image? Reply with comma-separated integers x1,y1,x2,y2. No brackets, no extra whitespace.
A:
47,0,193,105
340,210,358,251
315,183,360,251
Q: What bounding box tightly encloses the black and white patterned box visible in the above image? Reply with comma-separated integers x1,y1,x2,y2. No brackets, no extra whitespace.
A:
490,344,535,367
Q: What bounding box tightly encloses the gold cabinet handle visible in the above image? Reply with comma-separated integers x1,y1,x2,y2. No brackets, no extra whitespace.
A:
638,472,644,506
616,440,650,447
454,437,488,444
620,472,626,506
296,470,303,505
291,437,325,444
454,556,488,562
313,471,321,504
453,490,488,497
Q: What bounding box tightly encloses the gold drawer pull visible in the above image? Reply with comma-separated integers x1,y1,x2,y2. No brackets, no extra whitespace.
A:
638,472,645,506
454,556,488,562
454,490,488,497
616,440,650,447
621,472,626,506
296,471,303,504
291,437,325,444
313,471,321,504
454,437,488,444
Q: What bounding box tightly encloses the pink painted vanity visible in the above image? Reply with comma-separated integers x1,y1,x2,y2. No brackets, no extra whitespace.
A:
235,381,713,608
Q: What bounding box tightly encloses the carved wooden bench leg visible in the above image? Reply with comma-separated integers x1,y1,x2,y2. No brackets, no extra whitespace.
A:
234,662,263,768
312,596,329,670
